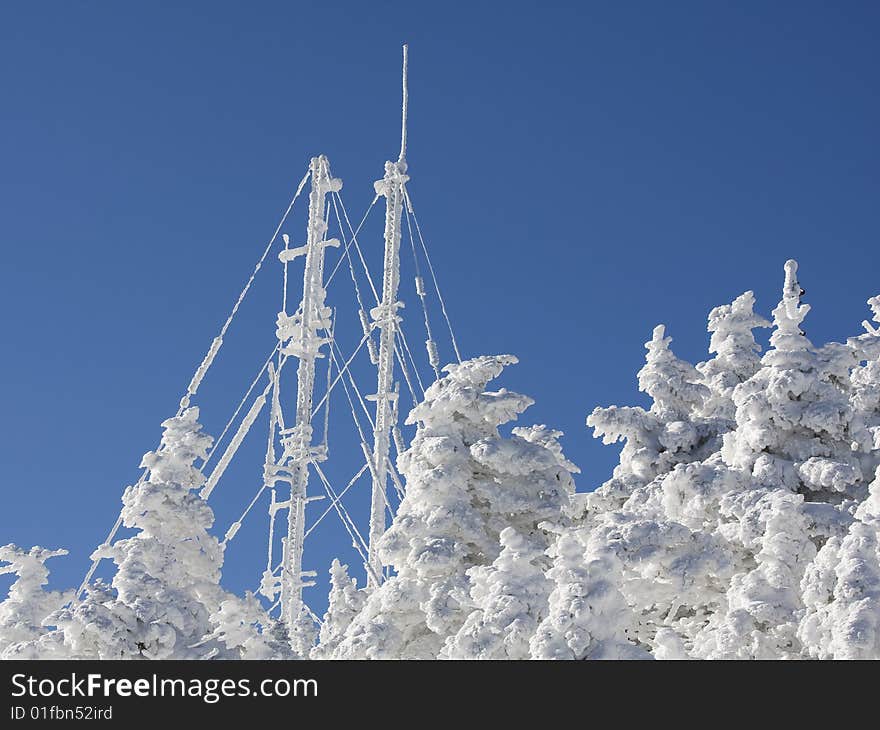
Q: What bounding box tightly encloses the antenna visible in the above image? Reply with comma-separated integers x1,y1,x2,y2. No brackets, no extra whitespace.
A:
367,46,411,586
399,43,408,163
273,155,342,650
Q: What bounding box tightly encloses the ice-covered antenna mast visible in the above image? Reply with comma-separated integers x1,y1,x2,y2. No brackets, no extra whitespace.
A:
270,155,341,642
399,43,408,162
366,45,410,586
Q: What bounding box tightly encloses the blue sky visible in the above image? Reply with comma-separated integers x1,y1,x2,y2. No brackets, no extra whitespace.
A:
1,2,878,615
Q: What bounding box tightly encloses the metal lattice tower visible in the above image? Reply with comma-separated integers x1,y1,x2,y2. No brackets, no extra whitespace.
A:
366,46,410,586
76,46,463,632
271,155,341,635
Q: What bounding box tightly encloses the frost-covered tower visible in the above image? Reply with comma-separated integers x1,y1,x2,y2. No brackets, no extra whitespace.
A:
367,45,411,585
266,155,342,647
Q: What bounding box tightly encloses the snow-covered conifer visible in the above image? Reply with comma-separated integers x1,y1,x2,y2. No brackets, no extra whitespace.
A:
0,545,70,657
799,468,880,659
586,325,712,512
697,291,770,421
204,592,293,659
47,408,228,659
529,525,650,659
311,559,365,659
334,356,576,659
722,261,860,501
693,488,815,659
444,528,551,659
639,325,710,420
849,295,880,458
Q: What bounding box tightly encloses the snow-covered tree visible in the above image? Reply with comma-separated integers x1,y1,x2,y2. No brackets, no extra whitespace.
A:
639,324,711,420
693,488,816,659
203,592,293,660
444,528,551,659
849,295,880,460
799,467,880,659
311,559,365,659
26,580,136,659
573,261,871,660
334,355,576,659
45,407,229,659
722,260,861,502
697,291,770,421
0,545,70,657
586,325,712,513
529,524,650,659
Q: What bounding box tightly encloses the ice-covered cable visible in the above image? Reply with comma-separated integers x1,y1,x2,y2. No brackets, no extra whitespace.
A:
386,455,406,502
304,463,369,540
75,512,125,598
310,329,373,419
311,462,381,586
334,189,428,396
201,379,273,500
76,172,309,599
405,205,441,379
395,329,425,399
322,317,334,449
219,479,271,548
331,338,376,431
202,345,280,470
179,168,310,411
325,193,378,290
332,190,381,304
404,189,462,363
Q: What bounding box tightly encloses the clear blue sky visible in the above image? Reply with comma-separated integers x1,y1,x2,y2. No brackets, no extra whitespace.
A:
1,2,878,616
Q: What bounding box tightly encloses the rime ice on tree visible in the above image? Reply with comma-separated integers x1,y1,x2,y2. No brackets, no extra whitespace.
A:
697,291,770,421
529,525,650,660
721,260,860,501
443,528,552,660
49,408,229,659
0,545,70,658
311,559,366,659
331,356,576,659
203,592,293,660
586,324,713,513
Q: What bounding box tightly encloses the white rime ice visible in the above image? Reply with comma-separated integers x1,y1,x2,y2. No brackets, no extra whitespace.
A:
443,528,551,660
0,546,70,658
585,323,713,512
330,356,577,659
309,261,880,660
310,559,366,659
39,408,237,659
6,258,880,661
203,592,293,659
529,524,651,659
799,470,880,658
697,291,770,421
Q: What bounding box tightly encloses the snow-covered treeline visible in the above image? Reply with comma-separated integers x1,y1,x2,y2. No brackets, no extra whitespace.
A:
2,260,878,660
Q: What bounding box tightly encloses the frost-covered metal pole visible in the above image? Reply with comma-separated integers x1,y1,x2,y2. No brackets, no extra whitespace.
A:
275,155,341,635
367,45,410,586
